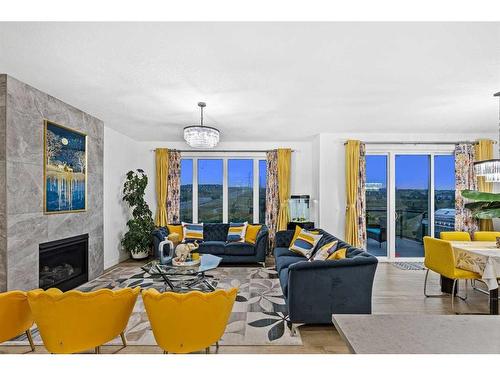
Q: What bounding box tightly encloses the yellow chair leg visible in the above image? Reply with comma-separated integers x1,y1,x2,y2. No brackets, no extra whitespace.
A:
95,346,100,354
120,332,127,347
26,329,35,352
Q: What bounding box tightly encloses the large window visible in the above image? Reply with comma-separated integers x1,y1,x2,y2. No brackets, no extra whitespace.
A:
434,155,455,238
180,156,267,224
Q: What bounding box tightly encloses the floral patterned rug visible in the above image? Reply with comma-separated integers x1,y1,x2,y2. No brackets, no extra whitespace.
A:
8,265,302,346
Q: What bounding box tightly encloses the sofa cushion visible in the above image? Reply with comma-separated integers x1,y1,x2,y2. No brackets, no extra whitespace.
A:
279,268,289,297
204,223,229,241
245,224,262,244
197,241,225,255
289,228,323,258
227,222,248,243
224,242,256,256
182,222,204,242
274,247,303,259
276,255,306,274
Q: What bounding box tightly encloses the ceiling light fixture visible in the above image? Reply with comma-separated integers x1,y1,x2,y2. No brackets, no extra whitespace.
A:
183,102,220,149
474,92,500,182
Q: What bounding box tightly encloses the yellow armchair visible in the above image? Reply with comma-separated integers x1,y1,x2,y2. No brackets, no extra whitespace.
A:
27,287,139,354
439,231,471,241
473,231,500,241
0,291,36,351
142,288,238,354
423,236,480,312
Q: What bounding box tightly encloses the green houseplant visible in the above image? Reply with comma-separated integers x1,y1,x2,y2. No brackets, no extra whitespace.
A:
462,189,500,219
121,169,155,259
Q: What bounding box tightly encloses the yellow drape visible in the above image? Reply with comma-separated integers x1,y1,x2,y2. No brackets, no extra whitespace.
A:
155,148,169,227
475,139,494,231
276,148,292,231
345,140,361,247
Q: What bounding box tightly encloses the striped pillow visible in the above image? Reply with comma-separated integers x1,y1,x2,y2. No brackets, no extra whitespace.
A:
289,228,323,258
182,222,204,242
311,240,338,261
227,222,248,242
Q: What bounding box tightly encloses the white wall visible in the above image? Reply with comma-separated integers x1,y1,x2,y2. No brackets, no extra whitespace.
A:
103,126,140,269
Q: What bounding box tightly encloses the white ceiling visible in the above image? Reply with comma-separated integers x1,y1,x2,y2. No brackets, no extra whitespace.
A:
0,22,499,141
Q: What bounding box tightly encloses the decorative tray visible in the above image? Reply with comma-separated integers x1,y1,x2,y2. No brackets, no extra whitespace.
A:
172,257,201,267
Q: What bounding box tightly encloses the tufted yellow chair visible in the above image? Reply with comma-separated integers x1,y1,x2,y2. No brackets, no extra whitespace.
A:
423,236,480,312
27,287,139,354
473,231,500,241
439,231,471,241
142,288,238,354
0,291,36,351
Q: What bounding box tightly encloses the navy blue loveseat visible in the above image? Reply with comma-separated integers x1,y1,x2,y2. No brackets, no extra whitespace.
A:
152,223,268,265
274,229,378,324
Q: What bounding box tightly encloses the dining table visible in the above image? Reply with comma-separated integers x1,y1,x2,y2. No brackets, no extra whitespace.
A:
447,241,500,314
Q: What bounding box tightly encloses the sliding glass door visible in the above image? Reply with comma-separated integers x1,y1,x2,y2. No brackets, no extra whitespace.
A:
365,150,455,260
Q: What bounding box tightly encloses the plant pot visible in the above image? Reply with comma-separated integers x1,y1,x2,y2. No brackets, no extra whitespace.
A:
130,248,149,259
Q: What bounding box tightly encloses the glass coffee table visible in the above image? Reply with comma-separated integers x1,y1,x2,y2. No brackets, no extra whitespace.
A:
141,254,222,292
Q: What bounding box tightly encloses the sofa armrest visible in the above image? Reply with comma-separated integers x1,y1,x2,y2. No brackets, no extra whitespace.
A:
287,257,378,323
275,230,295,248
254,229,269,262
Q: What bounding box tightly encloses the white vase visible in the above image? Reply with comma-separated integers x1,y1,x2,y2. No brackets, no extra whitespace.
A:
130,248,149,259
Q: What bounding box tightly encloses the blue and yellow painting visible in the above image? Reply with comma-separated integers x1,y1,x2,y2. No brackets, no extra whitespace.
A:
44,121,87,213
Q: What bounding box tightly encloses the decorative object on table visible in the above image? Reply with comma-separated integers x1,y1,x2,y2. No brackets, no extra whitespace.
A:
44,120,87,214
474,92,500,182
183,102,220,149
121,169,155,259
172,257,201,267
159,239,174,265
288,195,310,223
174,242,199,262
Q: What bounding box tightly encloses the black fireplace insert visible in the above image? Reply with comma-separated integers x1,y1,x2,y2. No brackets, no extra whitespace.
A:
39,234,89,291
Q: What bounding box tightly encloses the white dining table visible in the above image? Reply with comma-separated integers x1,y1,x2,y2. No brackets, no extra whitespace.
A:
451,241,500,314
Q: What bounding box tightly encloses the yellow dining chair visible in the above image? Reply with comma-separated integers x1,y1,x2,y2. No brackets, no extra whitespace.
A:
473,231,500,241
142,288,238,354
423,236,481,312
439,231,471,241
0,291,36,351
27,287,139,354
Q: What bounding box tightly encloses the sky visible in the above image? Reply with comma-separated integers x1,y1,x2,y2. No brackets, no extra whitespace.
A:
180,159,267,187
366,154,455,190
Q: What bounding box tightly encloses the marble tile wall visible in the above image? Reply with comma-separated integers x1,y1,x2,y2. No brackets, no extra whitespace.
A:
0,75,6,292
0,74,104,291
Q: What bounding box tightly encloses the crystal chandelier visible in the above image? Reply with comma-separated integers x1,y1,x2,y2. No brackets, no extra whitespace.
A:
474,92,500,182
183,102,220,148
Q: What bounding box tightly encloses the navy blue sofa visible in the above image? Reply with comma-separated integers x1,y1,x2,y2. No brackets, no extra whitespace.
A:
274,229,378,324
152,223,268,265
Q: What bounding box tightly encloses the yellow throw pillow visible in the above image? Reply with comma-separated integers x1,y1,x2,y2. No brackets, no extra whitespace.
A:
290,225,319,246
327,248,347,260
311,241,338,261
245,224,262,244
167,224,184,242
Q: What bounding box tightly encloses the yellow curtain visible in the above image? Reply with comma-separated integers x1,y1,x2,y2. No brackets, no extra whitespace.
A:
345,140,361,246
155,148,169,227
475,139,494,231
276,148,292,231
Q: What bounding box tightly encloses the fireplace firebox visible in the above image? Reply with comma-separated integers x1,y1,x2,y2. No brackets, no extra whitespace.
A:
39,234,89,291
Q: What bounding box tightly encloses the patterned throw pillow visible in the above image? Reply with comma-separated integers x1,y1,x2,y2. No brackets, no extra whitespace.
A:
245,224,262,244
182,222,204,242
289,225,319,246
227,222,248,242
327,248,348,260
289,228,323,258
311,241,338,261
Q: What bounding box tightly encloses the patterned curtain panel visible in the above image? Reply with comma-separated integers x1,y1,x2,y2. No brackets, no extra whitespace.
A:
474,139,494,231
265,150,279,246
455,144,478,234
357,143,367,249
154,148,169,227
167,150,181,224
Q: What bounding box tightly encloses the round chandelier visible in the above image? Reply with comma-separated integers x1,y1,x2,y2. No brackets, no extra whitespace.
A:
183,102,220,148
474,92,500,182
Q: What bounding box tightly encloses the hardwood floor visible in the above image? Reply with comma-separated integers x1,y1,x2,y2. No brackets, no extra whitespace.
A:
0,262,491,354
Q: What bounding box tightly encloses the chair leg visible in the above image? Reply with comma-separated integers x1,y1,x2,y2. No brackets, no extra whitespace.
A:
205,347,210,354
120,332,127,347
163,350,168,354
216,341,219,351
26,329,35,352
95,346,100,354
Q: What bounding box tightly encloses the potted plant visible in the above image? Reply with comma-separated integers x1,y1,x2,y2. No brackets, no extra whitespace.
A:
121,169,155,259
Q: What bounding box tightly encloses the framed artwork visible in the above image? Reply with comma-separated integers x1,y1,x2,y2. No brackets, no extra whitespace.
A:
43,120,87,214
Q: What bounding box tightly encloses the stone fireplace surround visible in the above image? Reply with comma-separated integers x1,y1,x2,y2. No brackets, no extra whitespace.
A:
0,74,104,291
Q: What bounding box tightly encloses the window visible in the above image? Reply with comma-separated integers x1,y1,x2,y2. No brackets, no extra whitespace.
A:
180,159,193,222
179,155,267,224
228,159,253,222
434,155,455,238
198,159,223,223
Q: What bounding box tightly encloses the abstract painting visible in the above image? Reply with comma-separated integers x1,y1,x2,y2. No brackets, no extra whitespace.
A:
44,120,87,213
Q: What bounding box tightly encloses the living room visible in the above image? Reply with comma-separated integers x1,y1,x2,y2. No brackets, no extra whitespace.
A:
1,1,500,373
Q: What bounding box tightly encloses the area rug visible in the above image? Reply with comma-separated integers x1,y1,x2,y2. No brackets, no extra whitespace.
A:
392,262,426,271
7,265,302,347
